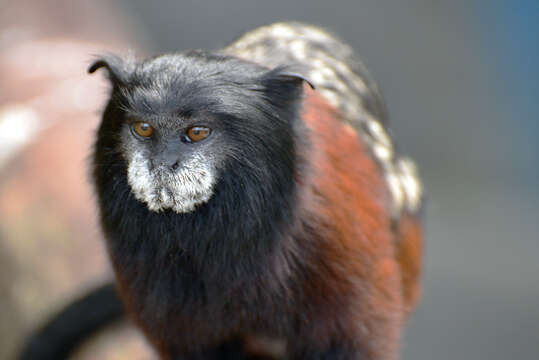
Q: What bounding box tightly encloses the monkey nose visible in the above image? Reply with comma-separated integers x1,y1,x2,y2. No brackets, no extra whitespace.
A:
154,140,183,170
154,153,181,171
156,158,180,170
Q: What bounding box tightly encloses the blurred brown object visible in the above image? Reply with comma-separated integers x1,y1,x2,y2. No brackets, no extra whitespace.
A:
0,1,155,359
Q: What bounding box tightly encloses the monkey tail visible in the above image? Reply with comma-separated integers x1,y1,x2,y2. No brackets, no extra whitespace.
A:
18,282,123,360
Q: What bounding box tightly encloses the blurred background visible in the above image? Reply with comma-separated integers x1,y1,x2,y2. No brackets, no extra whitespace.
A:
1,0,537,359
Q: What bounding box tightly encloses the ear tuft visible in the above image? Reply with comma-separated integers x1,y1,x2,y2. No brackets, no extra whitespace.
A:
274,71,315,90
263,66,315,90
88,54,133,85
88,59,109,74
260,66,314,106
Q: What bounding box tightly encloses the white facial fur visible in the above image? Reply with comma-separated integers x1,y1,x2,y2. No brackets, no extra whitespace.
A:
126,149,216,213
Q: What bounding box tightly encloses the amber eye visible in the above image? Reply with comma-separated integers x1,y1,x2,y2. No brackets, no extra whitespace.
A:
186,126,211,142
132,122,154,138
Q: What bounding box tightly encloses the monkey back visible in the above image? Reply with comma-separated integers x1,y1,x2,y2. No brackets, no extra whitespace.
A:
225,22,423,220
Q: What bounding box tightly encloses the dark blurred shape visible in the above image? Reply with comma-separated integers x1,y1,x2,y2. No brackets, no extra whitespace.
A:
18,283,123,360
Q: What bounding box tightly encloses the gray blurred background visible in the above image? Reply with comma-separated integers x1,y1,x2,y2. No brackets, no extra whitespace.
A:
1,1,538,359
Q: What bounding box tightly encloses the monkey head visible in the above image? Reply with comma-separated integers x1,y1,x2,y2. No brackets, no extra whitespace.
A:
89,51,307,214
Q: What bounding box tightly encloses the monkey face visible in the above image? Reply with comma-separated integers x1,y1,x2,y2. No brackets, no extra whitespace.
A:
90,51,306,215
119,116,218,213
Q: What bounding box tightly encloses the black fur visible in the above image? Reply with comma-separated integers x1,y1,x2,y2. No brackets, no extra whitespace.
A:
91,51,314,357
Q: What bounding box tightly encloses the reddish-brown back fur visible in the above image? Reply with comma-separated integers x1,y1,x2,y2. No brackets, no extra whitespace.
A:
395,215,424,313
293,87,423,359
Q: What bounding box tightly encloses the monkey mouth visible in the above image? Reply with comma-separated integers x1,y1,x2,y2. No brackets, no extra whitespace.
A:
127,153,216,214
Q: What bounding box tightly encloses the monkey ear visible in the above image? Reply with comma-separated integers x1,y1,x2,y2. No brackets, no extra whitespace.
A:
263,66,315,90
88,54,133,85
274,71,315,90
259,66,314,108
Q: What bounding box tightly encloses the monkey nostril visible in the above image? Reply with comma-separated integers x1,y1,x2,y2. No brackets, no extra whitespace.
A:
171,161,180,171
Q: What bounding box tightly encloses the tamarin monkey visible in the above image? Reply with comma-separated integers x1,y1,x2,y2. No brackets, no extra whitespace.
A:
20,22,423,360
